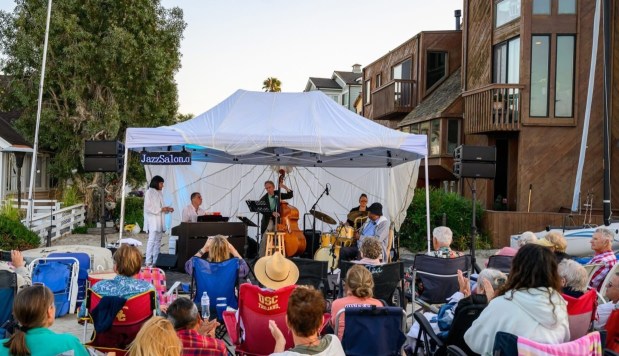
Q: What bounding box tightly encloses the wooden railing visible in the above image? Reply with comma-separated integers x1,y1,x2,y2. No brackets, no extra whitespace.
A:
462,84,524,134
371,79,417,119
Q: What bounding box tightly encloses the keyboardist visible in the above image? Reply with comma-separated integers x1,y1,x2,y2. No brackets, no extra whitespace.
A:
181,192,207,223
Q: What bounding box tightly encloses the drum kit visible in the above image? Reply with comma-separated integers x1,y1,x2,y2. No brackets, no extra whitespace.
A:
310,209,369,272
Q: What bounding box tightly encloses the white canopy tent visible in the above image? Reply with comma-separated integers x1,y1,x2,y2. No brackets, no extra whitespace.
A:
120,90,431,252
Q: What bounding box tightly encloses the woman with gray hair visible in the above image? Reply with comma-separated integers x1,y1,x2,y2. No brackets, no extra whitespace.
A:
558,259,588,298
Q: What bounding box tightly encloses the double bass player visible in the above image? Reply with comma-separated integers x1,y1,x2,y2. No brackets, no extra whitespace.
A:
258,179,293,257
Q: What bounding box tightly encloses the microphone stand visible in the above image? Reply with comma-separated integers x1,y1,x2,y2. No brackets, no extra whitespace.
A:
310,186,330,255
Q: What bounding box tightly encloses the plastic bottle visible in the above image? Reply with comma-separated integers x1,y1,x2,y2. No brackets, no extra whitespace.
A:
201,291,210,320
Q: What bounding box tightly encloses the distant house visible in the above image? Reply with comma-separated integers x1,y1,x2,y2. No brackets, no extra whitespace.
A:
304,64,363,111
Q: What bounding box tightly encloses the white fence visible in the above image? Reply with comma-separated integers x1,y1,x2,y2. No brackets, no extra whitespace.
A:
8,199,86,244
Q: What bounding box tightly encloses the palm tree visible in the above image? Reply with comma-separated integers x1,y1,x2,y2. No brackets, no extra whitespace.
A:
262,77,282,92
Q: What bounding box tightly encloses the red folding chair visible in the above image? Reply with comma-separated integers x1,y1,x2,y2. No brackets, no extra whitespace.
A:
561,289,597,340
83,289,157,356
137,266,169,305
606,308,619,352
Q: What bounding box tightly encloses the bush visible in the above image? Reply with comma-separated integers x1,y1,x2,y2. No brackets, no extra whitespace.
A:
0,215,41,250
61,185,82,207
115,197,144,229
399,188,489,252
0,201,23,222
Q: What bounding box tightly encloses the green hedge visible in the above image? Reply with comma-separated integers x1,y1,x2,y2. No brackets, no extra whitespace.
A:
0,215,41,250
399,188,490,252
115,197,144,230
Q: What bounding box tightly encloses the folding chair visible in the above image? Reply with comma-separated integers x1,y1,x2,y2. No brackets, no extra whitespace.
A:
562,288,597,340
339,261,406,308
137,266,171,305
222,283,296,355
83,289,157,356
291,257,330,298
0,270,17,338
30,257,79,316
605,308,619,352
584,263,603,283
335,306,406,356
486,255,513,274
48,252,91,312
191,257,239,319
492,330,603,356
599,263,619,301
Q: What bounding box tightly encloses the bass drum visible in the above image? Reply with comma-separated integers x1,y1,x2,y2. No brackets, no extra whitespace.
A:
314,246,340,271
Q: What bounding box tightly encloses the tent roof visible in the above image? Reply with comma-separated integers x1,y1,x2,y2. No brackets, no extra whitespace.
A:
125,90,427,168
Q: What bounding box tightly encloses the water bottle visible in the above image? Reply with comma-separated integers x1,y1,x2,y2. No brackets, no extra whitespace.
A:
201,291,210,320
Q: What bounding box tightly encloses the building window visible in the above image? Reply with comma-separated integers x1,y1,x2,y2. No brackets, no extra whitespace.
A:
392,59,412,80
493,37,520,84
426,52,447,90
555,35,575,117
401,125,411,133
532,0,550,14
376,74,382,87
328,94,339,103
558,0,576,14
447,119,461,155
430,120,440,156
495,0,521,28
365,79,371,104
530,35,550,117
411,123,420,134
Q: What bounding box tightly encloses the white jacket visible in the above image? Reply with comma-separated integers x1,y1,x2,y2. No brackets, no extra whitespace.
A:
270,335,345,356
464,287,570,355
143,188,165,233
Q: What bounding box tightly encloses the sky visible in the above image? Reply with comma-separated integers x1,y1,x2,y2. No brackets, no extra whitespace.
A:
1,0,463,115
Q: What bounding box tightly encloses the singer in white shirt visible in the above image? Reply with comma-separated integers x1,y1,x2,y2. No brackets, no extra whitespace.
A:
181,192,207,222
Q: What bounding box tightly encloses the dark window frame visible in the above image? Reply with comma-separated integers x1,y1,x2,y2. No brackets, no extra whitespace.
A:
426,51,448,91
529,34,551,118
554,34,576,118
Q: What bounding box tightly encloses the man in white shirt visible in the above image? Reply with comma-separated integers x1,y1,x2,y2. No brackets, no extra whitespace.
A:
341,203,390,262
595,272,619,329
181,192,206,222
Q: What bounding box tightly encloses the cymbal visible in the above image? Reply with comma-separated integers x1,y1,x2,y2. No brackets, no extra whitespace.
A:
237,216,258,227
347,210,369,221
309,209,336,225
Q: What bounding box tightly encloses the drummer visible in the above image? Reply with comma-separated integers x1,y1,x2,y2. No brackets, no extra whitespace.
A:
346,194,369,228
340,203,389,262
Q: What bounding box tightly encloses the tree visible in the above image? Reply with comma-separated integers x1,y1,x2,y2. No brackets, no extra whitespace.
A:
0,0,186,220
262,77,282,92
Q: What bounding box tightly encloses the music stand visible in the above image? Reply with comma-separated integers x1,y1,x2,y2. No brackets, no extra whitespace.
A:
245,200,271,249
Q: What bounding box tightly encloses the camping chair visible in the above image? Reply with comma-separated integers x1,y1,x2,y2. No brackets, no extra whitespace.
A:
409,254,471,312
492,330,603,356
486,255,513,274
562,288,597,340
83,289,157,355
191,257,239,319
137,266,174,305
223,283,296,355
599,263,619,301
604,308,619,352
291,257,330,298
585,263,604,283
0,270,17,338
339,261,406,308
48,252,91,312
30,257,79,317
335,306,406,356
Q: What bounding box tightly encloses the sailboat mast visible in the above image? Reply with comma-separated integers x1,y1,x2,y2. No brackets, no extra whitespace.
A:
602,0,611,225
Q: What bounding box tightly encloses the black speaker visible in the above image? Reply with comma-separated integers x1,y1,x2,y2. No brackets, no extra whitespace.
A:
155,253,178,270
302,230,321,259
85,140,125,156
454,145,496,162
84,156,123,172
453,161,496,179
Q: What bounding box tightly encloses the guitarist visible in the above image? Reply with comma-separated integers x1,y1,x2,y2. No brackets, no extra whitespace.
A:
258,180,293,257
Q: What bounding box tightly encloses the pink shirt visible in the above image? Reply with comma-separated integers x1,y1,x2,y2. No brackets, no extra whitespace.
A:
330,295,383,340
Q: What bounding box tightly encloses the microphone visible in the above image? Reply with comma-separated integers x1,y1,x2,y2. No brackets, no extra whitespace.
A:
325,184,330,196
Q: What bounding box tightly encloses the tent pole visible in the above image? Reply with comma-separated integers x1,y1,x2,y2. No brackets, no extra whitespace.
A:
424,155,430,254
118,144,130,243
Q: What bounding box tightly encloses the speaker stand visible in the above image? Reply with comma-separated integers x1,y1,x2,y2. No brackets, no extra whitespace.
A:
469,178,481,274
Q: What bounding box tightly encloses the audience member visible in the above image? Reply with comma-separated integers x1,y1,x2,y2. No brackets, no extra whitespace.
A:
0,285,88,356
79,244,157,317
185,235,249,280
0,250,31,290
464,244,570,354
491,231,538,259
587,227,617,291
595,272,619,329
254,251,299,290
330,265,382,339
558,259,588,298
545,231,570,262
270,286,345,355
353,238,384,265
430,226,463,258
166,297,226,356
127,316,181,356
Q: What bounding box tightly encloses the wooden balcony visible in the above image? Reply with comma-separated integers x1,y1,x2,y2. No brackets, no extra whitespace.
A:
463,84,524,134
371,79,417,120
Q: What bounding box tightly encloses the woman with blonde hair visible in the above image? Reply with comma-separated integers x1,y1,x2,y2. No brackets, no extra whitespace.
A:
1,285,88,356
545,231,571,262
127,316,181,356
185,235,249,279
330,265,383,339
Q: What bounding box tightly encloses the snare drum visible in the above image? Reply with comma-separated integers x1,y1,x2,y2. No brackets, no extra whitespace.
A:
314,245,341,271
320,233,336,248
337,226,355,239
87,272,116,287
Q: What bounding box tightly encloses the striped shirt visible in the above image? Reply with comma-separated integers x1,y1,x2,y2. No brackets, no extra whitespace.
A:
588,251,617,291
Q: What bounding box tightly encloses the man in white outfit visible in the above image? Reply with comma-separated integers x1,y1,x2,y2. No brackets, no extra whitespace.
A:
143,175,174,266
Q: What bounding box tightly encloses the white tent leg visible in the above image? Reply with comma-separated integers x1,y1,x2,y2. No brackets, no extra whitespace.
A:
425,155,431,254
118,144,130,242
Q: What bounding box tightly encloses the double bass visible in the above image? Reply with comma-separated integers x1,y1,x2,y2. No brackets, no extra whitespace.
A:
276,169,306,257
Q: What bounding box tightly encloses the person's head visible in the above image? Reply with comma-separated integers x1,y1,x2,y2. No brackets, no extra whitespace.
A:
359,194,368,208
190,192,202,207
207,235,230,262
606,273,619,303
286,286,325,338
360,238,382,261
149,175,165,190
498,244,562,297
517,231,538,248
3,285,55,355
166,298,200,331
432,226,453,250
113,244,143,277
557,259,588,293
367,202,383,221
545,231,568,253
591,227,614,254
345,264,374,298
476,268,507,295
127,316,181,356
264,180,275,195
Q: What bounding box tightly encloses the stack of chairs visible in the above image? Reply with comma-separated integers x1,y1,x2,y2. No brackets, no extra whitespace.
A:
30,256,79,317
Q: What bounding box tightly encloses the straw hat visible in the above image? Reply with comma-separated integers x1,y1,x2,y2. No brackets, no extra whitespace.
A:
254,251,299,289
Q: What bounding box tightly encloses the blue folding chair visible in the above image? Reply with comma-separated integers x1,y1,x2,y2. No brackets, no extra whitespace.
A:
30,257,79,317
335,306,406,356
191,257,239,319
49,252,90,311
0,270,17,338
